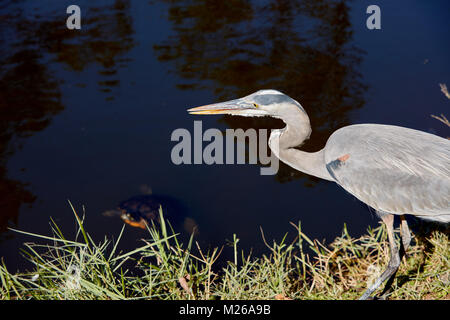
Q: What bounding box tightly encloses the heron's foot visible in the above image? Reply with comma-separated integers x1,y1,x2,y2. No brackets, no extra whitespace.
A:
359,288,376,300
359,213,402,300
359,252,400,300
359,292,388,300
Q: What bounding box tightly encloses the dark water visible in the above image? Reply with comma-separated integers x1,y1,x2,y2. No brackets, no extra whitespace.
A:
1,0,449,271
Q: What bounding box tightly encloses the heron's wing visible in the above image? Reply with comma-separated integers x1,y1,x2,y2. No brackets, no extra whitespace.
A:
324,124,450,223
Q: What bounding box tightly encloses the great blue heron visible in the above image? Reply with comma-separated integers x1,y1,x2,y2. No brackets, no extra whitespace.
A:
188,89,450,300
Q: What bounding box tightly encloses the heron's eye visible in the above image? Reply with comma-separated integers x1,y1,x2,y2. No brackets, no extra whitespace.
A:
253,103,258,108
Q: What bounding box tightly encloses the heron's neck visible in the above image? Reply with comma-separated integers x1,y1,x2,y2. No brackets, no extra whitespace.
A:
269,110,334,181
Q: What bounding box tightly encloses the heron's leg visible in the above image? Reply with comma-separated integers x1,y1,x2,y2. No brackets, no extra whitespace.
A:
359,213,400,300
399,215,411,253
377,215,412,299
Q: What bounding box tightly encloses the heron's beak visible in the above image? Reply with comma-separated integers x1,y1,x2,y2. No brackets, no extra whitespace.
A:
188,97,272,117
187,99,251,115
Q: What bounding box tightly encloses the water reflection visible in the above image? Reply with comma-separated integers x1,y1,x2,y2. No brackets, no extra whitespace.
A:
0,0,136,234
153,0,366,184
37,0,135,97
0,7,62,235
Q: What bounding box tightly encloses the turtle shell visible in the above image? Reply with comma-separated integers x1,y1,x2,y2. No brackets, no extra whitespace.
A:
118,194,180,229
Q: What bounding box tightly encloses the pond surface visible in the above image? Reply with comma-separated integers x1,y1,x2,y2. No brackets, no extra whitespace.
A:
1,0,449,271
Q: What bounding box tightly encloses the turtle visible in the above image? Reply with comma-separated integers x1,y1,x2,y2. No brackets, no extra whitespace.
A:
103,188,198,234
119,194,179,229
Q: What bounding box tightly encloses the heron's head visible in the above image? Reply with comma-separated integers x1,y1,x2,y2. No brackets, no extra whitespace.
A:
187,89,306,120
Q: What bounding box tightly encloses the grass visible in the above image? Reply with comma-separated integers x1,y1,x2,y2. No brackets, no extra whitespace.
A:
0,205,448,300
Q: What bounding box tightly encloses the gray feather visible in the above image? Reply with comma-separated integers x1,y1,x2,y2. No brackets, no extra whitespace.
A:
324,124,450,223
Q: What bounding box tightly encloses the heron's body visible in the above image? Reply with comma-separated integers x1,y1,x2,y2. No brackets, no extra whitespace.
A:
188,89,450,299
324,124,450,223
